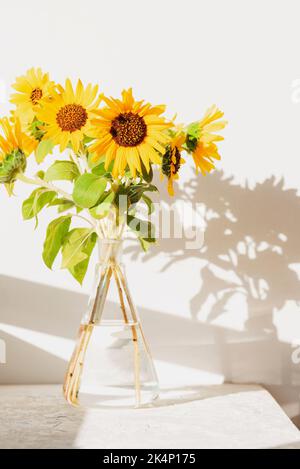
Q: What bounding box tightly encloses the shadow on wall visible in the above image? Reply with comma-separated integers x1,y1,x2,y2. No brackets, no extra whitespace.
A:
125,170,300,427
0,171,300,427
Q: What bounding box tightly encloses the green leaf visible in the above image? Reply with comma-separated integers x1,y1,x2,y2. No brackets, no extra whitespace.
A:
140,160,153,183
139,236,156,252
127,214,155,239
45,161,79,182
91,162,106,176
61,228,93,269
63,230,97,284
42,215,71,269
89,191,115,219
35,139,54,164
127,183,158,204
141,194,155,214
49,197,75,213
91,159,114,177
73,173,107,208
22,188,56,222
58,202,75,213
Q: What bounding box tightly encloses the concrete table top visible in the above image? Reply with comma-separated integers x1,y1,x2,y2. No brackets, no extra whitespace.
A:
0,384,299,449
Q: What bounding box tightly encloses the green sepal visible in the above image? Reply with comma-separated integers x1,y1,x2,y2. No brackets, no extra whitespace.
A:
29,118,45,142
0,149,26,184
187,121,200,139
4,182,15,196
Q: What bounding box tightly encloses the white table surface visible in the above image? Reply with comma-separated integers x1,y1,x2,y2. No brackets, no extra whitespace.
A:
0,384,299,449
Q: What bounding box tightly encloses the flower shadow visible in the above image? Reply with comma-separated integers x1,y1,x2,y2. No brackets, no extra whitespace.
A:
125,170,300,427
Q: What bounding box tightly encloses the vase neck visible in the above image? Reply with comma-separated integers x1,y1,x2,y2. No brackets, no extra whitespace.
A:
97,238,123,264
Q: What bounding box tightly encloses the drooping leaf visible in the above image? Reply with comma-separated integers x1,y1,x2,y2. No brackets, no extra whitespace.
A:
35,139,54,164
73,173,107,208
42,215,71,269
22,188,56,222
45,160,79,182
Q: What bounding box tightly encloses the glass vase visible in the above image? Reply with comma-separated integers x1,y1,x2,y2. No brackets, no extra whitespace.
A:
63,238,159,408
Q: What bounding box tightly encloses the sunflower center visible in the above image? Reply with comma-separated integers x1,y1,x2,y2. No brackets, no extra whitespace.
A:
56,104,88,133
162,146,181,178
30,88,43,105
110,112,147,147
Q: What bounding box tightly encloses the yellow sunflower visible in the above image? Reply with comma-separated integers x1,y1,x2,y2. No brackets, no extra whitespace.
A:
37,79,100,153
161,133,185,196
10,68,56,125
188,105,227,175
0,117,37,183
88,88,172,178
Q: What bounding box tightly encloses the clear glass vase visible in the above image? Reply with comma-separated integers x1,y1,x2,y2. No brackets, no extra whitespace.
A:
63,238,159,408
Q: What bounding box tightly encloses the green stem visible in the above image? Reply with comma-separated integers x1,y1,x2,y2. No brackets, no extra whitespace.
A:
17,173,73,201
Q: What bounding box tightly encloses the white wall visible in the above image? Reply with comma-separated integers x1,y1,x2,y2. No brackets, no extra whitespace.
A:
1,0,300,425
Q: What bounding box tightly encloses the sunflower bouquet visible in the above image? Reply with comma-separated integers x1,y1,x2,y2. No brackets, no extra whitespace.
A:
1,68,227,284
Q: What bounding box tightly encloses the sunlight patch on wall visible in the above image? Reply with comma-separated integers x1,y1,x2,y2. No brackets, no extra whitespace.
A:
0,323,74,361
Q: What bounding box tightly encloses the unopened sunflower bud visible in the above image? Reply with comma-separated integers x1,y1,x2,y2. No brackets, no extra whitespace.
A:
0,149,26,183
29,118,45,141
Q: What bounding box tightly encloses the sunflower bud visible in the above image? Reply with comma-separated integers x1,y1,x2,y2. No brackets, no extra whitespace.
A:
185,122,200,153
0,149,27,183
29,118,45,141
